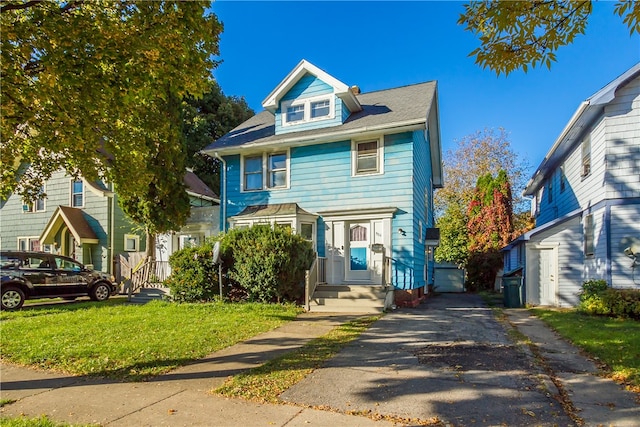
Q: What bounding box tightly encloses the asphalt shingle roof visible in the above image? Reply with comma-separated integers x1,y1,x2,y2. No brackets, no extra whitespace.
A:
204,81,437,153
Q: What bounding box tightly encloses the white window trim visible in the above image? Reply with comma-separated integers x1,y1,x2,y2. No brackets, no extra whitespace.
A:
22,184,46,213
17,236,43,251
124,234,140,252
281,94,335,127
351,137,384,177
240,149,290,192
71,179,84,208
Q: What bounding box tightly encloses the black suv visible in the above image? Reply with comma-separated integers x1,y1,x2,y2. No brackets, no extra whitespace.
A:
1,251,117,310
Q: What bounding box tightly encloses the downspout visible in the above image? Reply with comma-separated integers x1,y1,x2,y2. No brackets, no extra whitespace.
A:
109,184,115,275
214,152,227,232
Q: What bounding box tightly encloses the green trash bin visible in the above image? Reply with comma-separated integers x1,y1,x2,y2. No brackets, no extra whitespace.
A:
502,276,523,308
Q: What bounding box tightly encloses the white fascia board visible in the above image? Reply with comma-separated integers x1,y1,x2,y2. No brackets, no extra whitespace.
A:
523,102,589,196
187,191,220,204
211,119,426,156
262,59,361,112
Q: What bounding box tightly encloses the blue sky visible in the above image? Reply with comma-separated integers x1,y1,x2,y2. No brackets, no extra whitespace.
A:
211,1,639,173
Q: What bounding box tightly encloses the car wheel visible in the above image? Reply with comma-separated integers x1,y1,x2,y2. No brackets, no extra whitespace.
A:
1,287,25,310
90,283,111,302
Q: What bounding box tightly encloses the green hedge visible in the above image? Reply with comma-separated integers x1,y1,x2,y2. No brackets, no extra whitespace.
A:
222,225,315,303
164,241,220,303
578,279,640,319
165,225,315,304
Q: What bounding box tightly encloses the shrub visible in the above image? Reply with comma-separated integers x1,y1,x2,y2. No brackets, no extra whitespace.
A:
221,225,315,303
578,279,640,319
578,279,609,315
164,241,221,303
465,250,503,292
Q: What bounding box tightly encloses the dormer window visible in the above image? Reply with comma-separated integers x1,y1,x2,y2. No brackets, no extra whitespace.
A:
281,95,334,126
311,100,330,118
286,105,305,123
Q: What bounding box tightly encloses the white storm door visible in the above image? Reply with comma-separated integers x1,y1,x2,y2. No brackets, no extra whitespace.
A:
346,222,371,281
539,248,557,306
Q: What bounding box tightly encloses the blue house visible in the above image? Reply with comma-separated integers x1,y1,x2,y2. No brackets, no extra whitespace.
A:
203,60,443,312
502,63,640,307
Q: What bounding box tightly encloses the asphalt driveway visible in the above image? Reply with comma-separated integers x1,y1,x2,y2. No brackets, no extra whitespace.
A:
281,294,574,426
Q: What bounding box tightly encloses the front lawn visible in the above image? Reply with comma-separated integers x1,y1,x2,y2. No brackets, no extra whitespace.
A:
531,308,640,389
0,300,301,381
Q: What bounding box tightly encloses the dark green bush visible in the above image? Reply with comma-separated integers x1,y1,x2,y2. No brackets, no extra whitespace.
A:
465,250,503,292
164,241,220,303
578,279,640,319
221,225,315,303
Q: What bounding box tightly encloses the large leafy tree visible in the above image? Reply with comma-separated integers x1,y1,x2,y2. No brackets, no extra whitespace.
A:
434,129,532,266
182,81,254,193
466,170,515,291
459,0,640,75
1,0,222,204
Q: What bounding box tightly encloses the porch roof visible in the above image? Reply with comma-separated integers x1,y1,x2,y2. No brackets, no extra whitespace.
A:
232,203,317,219
40,206,99,245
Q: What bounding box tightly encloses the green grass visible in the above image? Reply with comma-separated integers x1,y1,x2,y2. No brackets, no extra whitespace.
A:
0,415,95,427
0,301,301,381
531,308,640,388
214,315,380,403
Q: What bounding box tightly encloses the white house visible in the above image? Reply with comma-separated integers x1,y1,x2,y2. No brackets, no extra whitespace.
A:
503,63,640,307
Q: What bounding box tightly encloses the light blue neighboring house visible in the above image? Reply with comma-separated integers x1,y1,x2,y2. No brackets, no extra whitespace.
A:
502,63,640,307
203,60,443,312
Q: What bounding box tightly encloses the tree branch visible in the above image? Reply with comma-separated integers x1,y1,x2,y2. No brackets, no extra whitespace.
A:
1,1,42,13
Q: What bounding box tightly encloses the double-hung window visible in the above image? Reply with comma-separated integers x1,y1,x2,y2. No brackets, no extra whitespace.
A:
244,155,264,191
310,100,330,119
282,96,333,126
584,214,594,256
581,136,591,177
23,185,46,213
71,179,83,207
268,153,287,188
353,139,383,175
286,105,305,123
242,151,289,191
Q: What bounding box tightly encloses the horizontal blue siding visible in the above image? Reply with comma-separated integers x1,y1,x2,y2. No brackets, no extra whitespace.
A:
223,131,425,289
281,73,333,100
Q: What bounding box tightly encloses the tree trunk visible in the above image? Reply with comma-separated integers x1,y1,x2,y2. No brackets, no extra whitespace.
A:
146,231,156,261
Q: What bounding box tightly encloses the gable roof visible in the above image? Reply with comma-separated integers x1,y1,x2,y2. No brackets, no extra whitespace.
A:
40,206,99,246
261,60,362,113
204,81,438,154
184,170,219,202
524,62,640,196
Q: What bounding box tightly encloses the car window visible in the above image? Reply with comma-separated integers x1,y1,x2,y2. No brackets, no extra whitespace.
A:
1,254,21,269
54,257,83,272
23,256,49,269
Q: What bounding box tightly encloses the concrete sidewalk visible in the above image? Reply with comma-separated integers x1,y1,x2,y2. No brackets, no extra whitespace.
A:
2,296,639,426
1,312,394,427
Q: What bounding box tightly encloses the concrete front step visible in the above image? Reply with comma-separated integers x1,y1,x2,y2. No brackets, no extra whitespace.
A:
128,287,171,304
309,284,389,313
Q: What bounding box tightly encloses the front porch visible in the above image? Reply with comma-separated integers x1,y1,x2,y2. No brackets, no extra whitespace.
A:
305,256,395,313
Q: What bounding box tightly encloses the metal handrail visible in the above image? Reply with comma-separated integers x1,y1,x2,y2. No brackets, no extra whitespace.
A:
305,258,318,312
